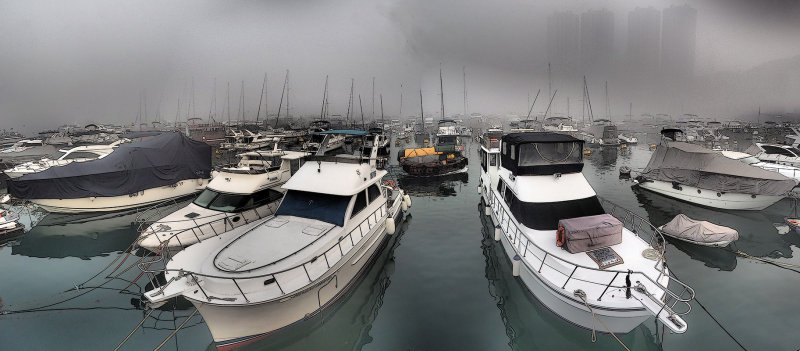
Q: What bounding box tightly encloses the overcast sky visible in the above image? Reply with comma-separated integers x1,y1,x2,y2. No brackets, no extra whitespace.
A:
1,0,799,133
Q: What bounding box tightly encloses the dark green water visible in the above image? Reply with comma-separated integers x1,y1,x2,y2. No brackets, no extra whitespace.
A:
1,136,799,350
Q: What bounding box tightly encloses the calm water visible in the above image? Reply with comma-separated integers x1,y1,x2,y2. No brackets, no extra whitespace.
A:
2,134,800,350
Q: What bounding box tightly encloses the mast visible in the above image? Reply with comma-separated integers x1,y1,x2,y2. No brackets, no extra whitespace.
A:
543,89,557,120
605,80,609,120
319,75,329,120
275,71,288,128
525,89,540,120
371,77,375,120
346,78,354,127
419,89,424,132
359,95,365,130
191,77,196,120
226,82,231,124
256,73,266,124
548,62,552,101
399,84,403,118
463,66,467,119
286,70,290,119
239,81,245,124
439,65,445,120
380,94,384,126
209,78,217,123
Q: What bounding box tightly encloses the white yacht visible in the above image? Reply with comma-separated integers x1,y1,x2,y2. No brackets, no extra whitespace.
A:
745,143,800,167
220,129,277,151
137,147,308,253
722,150,800,182
636,130,796,211
482,132,695,335
302,131,345,154
144,132,411,349
7,133,211,213
4,141,123,178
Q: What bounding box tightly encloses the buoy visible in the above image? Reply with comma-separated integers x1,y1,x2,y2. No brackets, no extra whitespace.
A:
401,200,408,212
403,194,412,209
477,185,482,194
385,218,396,235
512,255,521,276
494,225,502,241
485,205,491,216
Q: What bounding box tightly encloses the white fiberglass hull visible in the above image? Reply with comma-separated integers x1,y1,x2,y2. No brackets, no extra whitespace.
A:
31,179,209,213
487,208,652,334
149,191,406,350
636,179,782,211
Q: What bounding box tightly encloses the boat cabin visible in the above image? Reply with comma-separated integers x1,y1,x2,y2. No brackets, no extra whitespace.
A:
500,132,584,176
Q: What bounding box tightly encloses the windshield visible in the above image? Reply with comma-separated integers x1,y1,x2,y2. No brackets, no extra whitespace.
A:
518,142,582,166
275,190,351,227
193,188,283,213
47,151,67,160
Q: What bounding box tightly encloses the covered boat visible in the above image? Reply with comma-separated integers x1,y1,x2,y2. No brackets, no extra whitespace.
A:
636,130,797,210
398,120,468,176
659,214,738,247
7,132,211,213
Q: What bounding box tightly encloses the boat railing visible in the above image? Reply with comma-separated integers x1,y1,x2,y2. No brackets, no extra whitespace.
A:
137,201,281,250
487,191,694,317
133,196,196,230
143,204,388,304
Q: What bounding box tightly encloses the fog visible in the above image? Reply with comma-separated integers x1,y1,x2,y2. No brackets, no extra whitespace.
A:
1,0,799,133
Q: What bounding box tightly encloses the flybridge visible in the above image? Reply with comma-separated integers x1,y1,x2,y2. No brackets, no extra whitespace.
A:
500,132,585,176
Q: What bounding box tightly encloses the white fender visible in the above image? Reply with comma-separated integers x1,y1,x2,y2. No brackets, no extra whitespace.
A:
494,225,501,241
477,184,482,194
485,204,491,216
385,218,396,235
403,194,412,209
512,255,521,277
401,201,408,212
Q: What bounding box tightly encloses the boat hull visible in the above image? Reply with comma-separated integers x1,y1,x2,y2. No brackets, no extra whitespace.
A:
400,156,468,177
30,179,209,213
636,179,782,211
487,205,651,334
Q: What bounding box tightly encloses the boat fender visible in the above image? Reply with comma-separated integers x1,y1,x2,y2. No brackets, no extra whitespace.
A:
512,255,521,277
477,181,482,194
485,204,491,216
625,270,632,299
385,218,396,235
403,194,412,209
556,226,566,247
401,201,408,212
494,225,501,241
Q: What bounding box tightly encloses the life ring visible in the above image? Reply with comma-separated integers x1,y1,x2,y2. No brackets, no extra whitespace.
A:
556,226,566,247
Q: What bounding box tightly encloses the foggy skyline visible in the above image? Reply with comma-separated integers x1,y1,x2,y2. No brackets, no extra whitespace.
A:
1,0,799,133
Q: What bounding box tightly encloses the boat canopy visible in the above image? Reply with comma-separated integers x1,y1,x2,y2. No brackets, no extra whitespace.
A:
500,132,584,176
8,132,211,199
641,141,796,196
661,214,738,244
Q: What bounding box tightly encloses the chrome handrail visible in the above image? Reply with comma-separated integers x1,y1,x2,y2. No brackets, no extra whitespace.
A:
488,191,694,317
144,204,389,303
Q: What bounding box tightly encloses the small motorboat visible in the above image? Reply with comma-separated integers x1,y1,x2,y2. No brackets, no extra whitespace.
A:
659,214,738,247
0,209,25,243
785,218,800,234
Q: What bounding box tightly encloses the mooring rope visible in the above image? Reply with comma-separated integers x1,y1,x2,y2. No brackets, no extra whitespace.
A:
574,289,631,351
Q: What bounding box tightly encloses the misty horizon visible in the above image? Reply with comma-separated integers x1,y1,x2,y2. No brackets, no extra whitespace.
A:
1,0,799,134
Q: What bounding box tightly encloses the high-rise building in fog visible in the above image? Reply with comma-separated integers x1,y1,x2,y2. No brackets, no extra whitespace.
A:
547,11,580,78
661,4,697,79
627,7,660,80
580,9,614,79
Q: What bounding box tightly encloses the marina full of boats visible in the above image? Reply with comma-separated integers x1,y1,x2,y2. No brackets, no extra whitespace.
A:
5,117,800,351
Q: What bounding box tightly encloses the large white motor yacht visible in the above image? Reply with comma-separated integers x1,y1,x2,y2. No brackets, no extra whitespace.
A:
137,147,308,253
144,131,411,349
636,130,796,211
7,133,211,213
483,132,695,335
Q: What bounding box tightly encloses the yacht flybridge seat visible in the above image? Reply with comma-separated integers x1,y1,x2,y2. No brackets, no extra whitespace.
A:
500,132,584,176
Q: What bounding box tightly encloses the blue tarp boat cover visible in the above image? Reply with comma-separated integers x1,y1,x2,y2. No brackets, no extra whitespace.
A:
8,132,211,199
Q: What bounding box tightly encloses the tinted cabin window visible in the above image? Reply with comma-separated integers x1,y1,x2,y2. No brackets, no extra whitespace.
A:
490,153,497,167
64,151,101,160
351,191,367,218
762,145,795,157
511,196,606,230
253,188,284,207
367,184,381,203
480,149,487,171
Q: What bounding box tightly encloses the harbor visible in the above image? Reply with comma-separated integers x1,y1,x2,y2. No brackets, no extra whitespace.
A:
2,1,800,350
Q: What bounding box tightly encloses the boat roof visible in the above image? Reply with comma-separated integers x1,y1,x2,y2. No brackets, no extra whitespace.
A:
502,132,581,145
720,150,751,160
282,160,385,196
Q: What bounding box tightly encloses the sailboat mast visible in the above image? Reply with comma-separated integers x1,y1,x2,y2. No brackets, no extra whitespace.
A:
359,95,365,130
275,71,287,128
399,84,403,118
226,82,231,124
419,89,424,131
439,66,445,120
320,75,329,120
371,77,375,120
463,66,467,119
346,78,354,127
380,94,384,126
256,73,266,124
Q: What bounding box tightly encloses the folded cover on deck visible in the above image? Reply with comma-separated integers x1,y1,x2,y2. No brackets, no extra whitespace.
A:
558,214,622,254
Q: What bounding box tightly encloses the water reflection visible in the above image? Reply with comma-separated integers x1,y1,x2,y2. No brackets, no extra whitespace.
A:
11,209,142,259
588,145,618,173
398,172,468,197
477,203,663,350
632,187,798,271
231,214,413,351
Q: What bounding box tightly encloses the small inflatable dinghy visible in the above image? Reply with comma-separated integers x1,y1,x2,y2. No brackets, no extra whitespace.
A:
658,214,738,247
